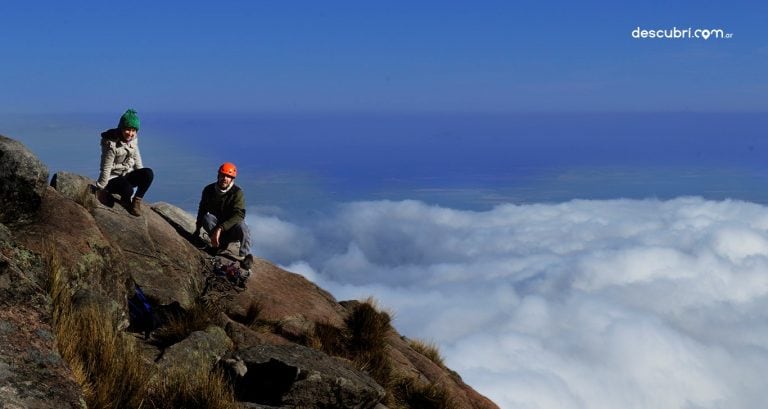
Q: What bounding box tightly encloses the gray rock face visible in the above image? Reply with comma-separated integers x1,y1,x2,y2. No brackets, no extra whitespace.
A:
50,171,96,204
0,222,11,244
0,135,49,224
157,326,233,374
0,232,85,408
223,344,385,409
0,146,85,408
18,180,203,310
152,201,198,238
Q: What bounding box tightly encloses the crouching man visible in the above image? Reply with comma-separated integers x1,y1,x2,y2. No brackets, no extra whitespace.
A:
193,162,254,270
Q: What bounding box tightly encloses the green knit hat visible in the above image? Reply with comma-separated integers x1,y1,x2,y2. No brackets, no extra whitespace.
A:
118,109,140,130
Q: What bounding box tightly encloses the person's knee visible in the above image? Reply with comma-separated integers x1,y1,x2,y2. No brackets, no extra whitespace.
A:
132,168,153,185
202,213,218,232
142,167,154,182
107,178,132,200
230,222,250,238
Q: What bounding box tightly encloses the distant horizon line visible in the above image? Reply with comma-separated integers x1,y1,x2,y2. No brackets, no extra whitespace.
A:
3,109,767,117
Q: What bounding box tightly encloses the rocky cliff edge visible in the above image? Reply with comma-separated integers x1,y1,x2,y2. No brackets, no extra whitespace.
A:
0,134,499,409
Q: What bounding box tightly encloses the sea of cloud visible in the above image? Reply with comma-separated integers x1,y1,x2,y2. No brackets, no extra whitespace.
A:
246,197,768,409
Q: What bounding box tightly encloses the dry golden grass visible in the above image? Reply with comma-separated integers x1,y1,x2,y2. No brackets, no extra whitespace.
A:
345,297,392,354
152,303,212,349
50,253,147,408
149,272,218,348
342,298,398,403
249,318,282,335
48,249,238,409
313,320,348,356
389,370,458,409
143,367,237,409
408,338,446,368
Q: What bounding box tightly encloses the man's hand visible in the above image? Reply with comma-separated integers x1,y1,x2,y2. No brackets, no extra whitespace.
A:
210,226,222,248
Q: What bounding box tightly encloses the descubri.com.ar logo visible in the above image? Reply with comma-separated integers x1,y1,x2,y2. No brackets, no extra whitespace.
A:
631,26,733,40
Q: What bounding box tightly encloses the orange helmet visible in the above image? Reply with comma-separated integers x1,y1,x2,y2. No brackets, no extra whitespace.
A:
218,162,237,178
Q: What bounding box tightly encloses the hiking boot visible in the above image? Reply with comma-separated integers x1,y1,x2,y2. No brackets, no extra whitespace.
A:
241,254,254,271
96,189,114,207
127,197,142,216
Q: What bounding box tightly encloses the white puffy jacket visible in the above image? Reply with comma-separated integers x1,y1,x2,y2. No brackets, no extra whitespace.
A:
97,128,144,188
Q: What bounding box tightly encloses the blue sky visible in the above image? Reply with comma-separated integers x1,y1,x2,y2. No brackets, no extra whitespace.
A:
2,1,766,113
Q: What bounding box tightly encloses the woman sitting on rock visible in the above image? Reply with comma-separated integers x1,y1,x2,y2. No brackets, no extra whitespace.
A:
96,109,154,216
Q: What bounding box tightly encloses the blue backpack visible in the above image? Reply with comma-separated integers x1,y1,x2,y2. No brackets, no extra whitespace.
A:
128,284,159,339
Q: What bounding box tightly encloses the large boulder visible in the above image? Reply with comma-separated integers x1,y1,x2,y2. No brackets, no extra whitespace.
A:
42,172,208,308
223,343,385,409
156,326,233,374
109,206,207,307
0,135,49,224
152,201,200,240
15,186,116,291
50,171,96,206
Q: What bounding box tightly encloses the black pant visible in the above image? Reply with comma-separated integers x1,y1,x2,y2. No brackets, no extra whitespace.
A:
105,168,154,202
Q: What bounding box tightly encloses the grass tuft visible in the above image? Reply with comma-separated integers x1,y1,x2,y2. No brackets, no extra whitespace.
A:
390,372,458,409
408,338,446,368
345,297,392,354
144,367,237,409
50,252,147,408
313,321,348,356
152,303,212,349
343,298,397,400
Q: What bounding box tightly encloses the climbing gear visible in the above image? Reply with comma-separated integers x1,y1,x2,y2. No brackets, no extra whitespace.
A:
211,257,250,289
218,162,237,178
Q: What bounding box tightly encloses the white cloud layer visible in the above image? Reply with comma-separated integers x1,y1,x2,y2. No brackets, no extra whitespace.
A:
249,197,768,409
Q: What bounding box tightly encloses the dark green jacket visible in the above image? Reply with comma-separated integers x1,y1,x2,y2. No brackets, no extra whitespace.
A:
196,183,246,231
